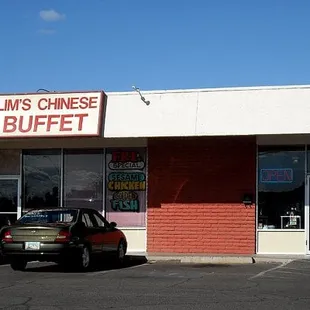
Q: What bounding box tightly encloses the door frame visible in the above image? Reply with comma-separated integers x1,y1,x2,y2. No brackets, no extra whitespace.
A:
0,175,22,220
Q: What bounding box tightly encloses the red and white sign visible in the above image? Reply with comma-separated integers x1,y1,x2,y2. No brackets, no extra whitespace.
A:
0,91,105,138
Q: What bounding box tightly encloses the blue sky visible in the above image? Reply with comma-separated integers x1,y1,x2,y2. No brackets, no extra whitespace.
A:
1,0,310,93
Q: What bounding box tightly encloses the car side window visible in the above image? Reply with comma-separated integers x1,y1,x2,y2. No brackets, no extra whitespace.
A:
82,213,93,227
92,213,108,228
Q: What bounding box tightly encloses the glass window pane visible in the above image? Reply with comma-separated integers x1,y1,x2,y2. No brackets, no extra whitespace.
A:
307,146,310,172
18,209,77,224
63,149,104,212
23,150,61,211
0,179,18,212
258,147,305,229
0,214,17,227
82,213,94,227
93,213,106,228
105,148,147,227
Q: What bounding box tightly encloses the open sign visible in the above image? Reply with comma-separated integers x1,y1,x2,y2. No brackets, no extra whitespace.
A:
260,168,293,183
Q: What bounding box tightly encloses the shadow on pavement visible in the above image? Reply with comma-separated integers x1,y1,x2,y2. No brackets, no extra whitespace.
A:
0,255,8,266
24,255,148,273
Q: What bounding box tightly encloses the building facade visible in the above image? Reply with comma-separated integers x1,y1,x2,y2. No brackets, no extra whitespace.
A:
0,85,310,255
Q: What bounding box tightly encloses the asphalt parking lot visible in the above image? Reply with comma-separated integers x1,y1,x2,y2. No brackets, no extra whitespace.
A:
1,258,310,309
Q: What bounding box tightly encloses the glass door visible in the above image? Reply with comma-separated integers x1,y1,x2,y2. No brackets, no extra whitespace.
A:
306,176,310,254
0,176,21,228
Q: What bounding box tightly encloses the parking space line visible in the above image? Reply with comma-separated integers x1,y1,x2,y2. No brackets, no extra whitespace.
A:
87,263,149,276
249,260,293,280
0,261,47,268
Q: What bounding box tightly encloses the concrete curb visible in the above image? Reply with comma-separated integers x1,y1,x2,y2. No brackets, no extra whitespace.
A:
146,254,307,265
181,256,254,264
147,255,254,264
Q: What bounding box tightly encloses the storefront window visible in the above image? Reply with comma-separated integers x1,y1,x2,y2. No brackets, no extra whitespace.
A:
307,146,310,173
63,149,104,211
105,148,147,227
23,150,61,211
258,147,305,230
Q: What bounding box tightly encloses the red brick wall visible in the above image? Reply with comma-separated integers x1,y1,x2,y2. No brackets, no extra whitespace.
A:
147,136,256,255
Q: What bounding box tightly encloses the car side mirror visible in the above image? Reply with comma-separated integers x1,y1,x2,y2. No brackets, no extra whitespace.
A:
110,222,117,228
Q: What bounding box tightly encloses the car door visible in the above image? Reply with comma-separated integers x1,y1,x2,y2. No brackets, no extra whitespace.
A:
80,211,102,253
89,211,120,254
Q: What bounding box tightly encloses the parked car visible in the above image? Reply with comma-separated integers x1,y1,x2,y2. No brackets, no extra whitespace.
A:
0,215,11,263
0,215,11,230
0,208,127,272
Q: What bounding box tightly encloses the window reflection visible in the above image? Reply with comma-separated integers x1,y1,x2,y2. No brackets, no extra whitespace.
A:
23,150,61,210
0,180,18,213
0,214,17,227
258,147,305,229
63,149,104,212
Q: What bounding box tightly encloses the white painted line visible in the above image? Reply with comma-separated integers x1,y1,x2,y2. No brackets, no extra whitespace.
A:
126,263,149,270
0,261,41,268
87,263,149,276
260,275,291,280
249,260,293,280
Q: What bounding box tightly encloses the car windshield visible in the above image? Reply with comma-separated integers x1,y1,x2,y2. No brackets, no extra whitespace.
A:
17,210,78,224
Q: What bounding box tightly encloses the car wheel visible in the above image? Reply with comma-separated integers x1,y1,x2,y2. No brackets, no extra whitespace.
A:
116,240,126,265
10,260,27,271
77,245,91,271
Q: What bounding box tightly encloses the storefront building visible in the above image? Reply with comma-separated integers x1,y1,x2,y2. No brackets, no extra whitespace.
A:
1,85,310,255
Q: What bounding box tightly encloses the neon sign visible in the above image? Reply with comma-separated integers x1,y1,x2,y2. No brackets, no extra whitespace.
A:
260,168,293,183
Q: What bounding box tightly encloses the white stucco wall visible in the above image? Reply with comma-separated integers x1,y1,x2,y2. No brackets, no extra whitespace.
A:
257,230,306,255
104,85,310,138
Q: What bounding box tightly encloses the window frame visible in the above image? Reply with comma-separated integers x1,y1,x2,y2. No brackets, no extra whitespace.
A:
20,147,147,228
256,145,307,232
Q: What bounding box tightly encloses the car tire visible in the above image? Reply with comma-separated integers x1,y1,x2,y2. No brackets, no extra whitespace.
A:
116,240,126,266
10,260,27,271
77,245,91,271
